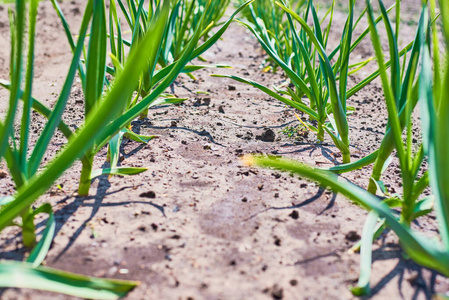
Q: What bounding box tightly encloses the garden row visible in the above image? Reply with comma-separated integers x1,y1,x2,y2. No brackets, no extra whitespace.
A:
0,0,448,299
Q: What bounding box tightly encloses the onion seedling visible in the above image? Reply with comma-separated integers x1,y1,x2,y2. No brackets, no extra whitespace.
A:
2,0,248,296
0,0,255,258
215,0,394,163
158,0,231,70
235,0,307,73
324,0,429,196
243,0,449,296
0,0,147,297
50,0,252,195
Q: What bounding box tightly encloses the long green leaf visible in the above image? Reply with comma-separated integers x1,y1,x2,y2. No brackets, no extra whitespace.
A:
26,204,55,267
351,211,378,296
90,167,148,179
419,33,449,248
0,0,171,232
28,0,94,176
0,261,138,300
245,155,449,276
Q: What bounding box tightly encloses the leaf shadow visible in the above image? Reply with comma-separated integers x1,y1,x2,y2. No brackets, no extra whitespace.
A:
359,243,439,300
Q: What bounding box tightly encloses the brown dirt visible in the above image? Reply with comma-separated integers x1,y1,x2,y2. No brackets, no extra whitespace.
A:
1,1,448,299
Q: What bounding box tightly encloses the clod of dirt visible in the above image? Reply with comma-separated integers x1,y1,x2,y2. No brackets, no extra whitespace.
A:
274,237,282,246
70,7,81,15
272,173,281,179
202,98,211,106
256,129,275,142
0,169,8,178
406,271,426,287
289,279,298,286
140,191,156,198
241,197,248,203
170,121,177,127
257,184,264,191
218,105,225,113
271,284,284,299
345,231,361,242
288,210,299,220
151,223,158,231
228,85,236,91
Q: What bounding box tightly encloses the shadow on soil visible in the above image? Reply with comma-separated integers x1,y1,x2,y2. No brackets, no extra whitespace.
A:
51,173,166,262
361,243,438,300
243,187,334,221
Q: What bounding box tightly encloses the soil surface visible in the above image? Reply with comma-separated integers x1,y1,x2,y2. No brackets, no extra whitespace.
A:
1,1,448,300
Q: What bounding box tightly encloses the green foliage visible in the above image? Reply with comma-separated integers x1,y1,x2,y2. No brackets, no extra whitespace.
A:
243,0,449,296
2,0,449,298
0,0,155,296
49,0,244,195
280,124,309,140
215,0,402,164
0,0,255,296
0,261,137,299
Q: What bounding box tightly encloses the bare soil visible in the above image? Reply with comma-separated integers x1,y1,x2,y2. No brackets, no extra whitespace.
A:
1,1,448,300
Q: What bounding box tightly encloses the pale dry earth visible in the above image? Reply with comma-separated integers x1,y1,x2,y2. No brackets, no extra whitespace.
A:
0,1,448,300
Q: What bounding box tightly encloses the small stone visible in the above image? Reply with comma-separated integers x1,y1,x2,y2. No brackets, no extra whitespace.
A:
256,129,275,142
274,237,281,246
151,223,158,231
118,268,129,275
289,211,299,220
218,106,225,113
202,98,211,106
140,191,156,198
271,284,284,299
228,85,236,91
345,231,361,242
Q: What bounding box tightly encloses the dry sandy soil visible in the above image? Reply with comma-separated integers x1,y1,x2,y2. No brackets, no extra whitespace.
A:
0,0,448,299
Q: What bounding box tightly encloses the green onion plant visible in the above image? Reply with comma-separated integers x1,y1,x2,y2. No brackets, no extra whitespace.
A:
0,0,159,297
215,0,402,163
243,0,449,296
323,0,429,195
235,0,306,73
0,0,254,296
50,0,249,195
158,0,231,70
